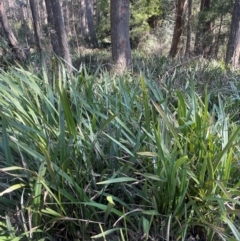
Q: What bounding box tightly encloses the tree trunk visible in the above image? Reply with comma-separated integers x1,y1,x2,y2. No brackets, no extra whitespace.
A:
69,0,80,52
194,0,214,57
85,0,98,48
20,2,33,46
39,0,47,25
214,12,223,58
51,0,72,72
79,0,88,41
225,0,240,69
45,0,61,56
169,0,187,58
29,0,42,55
110,0,132,71
62,0,71,37
185,0,192,57
0,1,26,61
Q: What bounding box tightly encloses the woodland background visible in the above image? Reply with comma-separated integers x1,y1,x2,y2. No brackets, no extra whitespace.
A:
0,0,239,70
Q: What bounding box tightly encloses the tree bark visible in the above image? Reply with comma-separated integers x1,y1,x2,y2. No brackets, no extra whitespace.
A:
39,0,47,25
62,0,71,37
225,0,240,69
194,0,214,57
169,0,187,58
29,0,42,56
185,0,192,57
85,0,98,48
110,0,132,71
20,2,33,46
0,1,26,61
214,12,223,58
79,0,88,40
45,0,61,56
50,0,72,72
70,1,80,51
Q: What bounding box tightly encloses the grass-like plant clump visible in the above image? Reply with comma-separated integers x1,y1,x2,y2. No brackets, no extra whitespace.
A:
0,57,240,241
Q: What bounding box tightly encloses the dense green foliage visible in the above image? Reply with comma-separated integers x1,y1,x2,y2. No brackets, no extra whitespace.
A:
195,0,233,50
0,0,239,239
129,0,163,47
96,0,164,48
0,56,240,240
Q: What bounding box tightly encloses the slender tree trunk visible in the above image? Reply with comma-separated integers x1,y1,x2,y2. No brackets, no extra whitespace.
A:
214,12,223,58
40,0,47,25
62,0,71,37
79,0,88,43
169,0,187,58
45,0,61,56
110,0,132,71
20,2,32,46
51,0,72,72
225,0,240,69
29,0,42,55
194,0,214,57
0,1,26,61
185,0,192,57
201,0,213,56
85,0,98,48
69,0,80,52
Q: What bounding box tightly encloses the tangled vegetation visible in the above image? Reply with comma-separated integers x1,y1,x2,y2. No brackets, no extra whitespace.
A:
0,55,240,241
